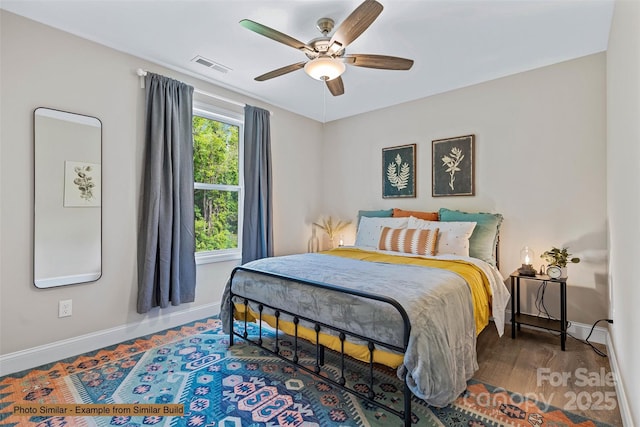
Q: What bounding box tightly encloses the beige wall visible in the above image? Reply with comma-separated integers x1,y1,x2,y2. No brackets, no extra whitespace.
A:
607,0,640,424
0,11,323,356
323,53,608,326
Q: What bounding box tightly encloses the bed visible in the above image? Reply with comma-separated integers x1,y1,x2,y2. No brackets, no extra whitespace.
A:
221,210,509,425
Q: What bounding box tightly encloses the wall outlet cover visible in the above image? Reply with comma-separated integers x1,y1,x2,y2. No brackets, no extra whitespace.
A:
59,299,72,317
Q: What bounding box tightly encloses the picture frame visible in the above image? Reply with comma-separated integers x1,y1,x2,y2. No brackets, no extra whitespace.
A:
432,135,475,197
64,160,101,207
382,144,416,198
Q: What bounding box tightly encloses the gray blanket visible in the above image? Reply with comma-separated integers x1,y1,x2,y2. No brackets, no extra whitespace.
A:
221,252,480,407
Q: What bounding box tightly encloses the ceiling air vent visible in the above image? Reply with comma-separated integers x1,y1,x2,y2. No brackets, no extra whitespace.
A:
191,56,231,74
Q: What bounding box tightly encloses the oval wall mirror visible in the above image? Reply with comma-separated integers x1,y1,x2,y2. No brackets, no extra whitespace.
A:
34,108,102,288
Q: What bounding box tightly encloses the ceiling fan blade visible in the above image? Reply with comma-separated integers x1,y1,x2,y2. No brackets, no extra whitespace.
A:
329,0,383,51
255,61,307,81
240,19,312,53
344,54,414,70
326,77,345,96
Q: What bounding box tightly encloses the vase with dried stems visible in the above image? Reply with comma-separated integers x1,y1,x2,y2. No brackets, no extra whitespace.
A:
313,216,351,250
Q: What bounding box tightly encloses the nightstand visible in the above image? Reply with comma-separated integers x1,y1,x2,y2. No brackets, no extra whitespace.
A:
510,272,567,351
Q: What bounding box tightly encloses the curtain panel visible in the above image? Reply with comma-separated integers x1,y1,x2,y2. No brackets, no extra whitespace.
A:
138,73,196,313
242,105,273,264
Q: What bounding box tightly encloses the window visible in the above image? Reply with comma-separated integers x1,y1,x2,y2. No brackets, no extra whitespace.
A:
193,105,243,263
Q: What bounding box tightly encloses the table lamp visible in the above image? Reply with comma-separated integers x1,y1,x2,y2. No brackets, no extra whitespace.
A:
518,246,537,276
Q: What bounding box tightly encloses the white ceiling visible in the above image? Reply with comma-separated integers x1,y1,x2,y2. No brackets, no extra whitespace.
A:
1,0,614,123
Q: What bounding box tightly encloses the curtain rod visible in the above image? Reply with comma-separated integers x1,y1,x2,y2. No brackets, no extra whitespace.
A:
136,68,246,109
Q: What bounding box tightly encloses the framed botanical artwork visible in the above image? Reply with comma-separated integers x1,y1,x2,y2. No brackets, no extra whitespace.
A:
64,160,101,207
432,135,475,197
382,144,416,198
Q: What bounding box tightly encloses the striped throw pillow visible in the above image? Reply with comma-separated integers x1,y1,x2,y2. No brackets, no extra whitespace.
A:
378,227,439,256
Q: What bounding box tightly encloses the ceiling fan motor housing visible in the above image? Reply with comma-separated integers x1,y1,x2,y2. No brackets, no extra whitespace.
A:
316,17,335,35
305,38,344,59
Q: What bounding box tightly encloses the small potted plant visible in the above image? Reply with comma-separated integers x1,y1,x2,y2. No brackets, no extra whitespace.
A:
541,247,580,277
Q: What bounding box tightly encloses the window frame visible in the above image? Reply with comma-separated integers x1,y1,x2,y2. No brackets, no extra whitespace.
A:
193,103,244,264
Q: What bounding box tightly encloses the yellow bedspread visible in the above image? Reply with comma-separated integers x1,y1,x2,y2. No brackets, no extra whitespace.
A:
327,248,494,334
234,248,493,368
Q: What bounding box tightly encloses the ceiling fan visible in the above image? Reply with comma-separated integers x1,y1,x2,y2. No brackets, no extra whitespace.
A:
240,0,414,96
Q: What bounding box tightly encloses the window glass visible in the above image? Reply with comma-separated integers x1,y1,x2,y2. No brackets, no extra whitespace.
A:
194,188,239,251
193,108,243,260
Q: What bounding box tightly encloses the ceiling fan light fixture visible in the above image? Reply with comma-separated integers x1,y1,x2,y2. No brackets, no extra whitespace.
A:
304,57,345,81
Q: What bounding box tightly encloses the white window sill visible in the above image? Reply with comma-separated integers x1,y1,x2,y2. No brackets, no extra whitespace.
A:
196,250,241,265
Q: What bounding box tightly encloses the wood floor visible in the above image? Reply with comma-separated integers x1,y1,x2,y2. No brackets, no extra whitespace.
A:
475,323,623,426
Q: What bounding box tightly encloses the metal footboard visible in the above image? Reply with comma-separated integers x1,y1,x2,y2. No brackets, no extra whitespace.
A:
228,265,413,427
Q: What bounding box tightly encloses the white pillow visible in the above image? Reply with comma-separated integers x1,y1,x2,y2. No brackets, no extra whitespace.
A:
355,216,409,248
408,217,476,256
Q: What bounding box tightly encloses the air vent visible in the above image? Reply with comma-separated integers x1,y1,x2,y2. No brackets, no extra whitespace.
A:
191,56,232,74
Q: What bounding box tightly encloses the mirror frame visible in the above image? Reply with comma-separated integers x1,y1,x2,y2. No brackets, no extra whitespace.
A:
33,107,102,288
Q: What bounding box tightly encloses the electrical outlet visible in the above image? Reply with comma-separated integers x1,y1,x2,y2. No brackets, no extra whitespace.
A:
59,299,72,318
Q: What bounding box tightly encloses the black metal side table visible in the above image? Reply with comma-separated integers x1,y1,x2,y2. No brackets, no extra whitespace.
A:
510,272,567,351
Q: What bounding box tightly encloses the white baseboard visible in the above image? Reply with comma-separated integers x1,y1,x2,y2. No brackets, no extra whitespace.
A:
606,333,634,427
504,310,608,344
0,302,220,377
566,320,608,344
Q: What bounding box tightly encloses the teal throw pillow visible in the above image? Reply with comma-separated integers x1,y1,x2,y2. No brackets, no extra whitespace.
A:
438,208,503,266
357,209,393,225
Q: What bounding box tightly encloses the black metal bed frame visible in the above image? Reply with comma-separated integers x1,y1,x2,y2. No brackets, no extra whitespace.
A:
228,265,414,426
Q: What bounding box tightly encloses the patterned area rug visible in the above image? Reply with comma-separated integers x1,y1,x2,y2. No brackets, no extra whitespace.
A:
0,317,614,427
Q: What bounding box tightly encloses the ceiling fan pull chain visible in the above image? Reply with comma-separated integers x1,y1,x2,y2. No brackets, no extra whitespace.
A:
323,81,326,123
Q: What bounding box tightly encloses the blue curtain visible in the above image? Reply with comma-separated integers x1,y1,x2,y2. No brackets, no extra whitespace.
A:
138,73,196,313
242,105,273,263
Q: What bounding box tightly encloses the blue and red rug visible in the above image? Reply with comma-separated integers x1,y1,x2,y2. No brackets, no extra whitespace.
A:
0,318,614,426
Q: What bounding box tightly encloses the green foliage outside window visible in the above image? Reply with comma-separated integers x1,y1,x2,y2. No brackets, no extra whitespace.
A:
193,115,240,252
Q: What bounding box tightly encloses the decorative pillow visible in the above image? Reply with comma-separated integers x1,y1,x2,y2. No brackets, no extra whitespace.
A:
355,216,409,248
357,209,393,225
408,217,476,256
438,208,503,265
392,208,439,221
378,227,439,256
